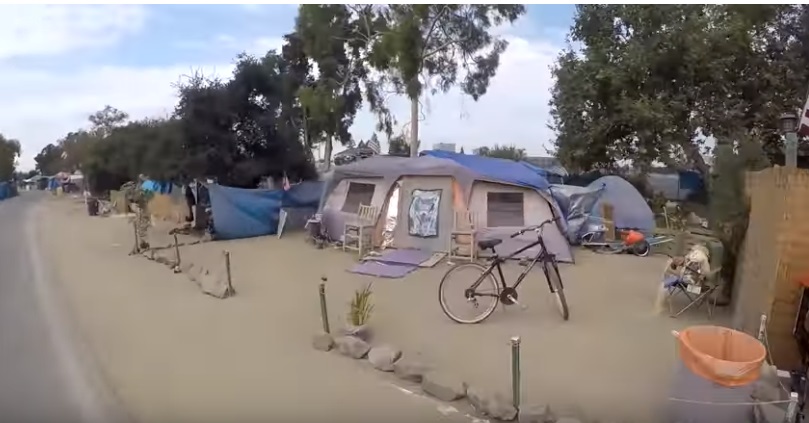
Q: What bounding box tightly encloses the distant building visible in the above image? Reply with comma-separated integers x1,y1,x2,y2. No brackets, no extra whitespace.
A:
432,142,456,153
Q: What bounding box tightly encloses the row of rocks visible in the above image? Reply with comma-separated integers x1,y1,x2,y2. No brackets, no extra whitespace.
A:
312,332,582,423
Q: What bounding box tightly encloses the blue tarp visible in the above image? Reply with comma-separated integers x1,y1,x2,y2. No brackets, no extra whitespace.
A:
421,150,550,191
141,180,173,194
586,175,655,234
48,177,59,190
208,181,324,240
0,182,9,201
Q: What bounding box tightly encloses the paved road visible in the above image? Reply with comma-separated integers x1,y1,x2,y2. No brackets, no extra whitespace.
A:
0,194,115,423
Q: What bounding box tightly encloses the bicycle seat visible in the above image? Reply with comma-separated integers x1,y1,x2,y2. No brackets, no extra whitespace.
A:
477,238,502,250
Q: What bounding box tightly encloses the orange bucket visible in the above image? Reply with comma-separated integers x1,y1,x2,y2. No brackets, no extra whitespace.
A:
675,326,765,387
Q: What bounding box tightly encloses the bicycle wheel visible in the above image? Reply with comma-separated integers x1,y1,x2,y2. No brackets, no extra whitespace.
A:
543,260,569,321
439,262,500,324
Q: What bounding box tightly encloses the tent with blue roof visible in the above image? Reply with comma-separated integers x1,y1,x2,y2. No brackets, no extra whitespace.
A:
319,154,573,262
586,175,655,234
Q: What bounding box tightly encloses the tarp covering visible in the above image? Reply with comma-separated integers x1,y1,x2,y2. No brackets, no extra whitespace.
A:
282,181,324,208
587,175,655,233
208,181,324,240
421,150,550,191
548,184,604,242
208,184,284,240
141,180,173,194
0,182,10,200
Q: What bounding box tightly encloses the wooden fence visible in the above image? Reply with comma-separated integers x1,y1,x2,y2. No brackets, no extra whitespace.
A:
732,167,809,370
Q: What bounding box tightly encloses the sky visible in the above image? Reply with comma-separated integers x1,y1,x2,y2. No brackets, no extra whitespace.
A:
0,4,577,171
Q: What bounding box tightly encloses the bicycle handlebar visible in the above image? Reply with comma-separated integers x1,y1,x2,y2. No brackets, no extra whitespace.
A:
509,216,561,238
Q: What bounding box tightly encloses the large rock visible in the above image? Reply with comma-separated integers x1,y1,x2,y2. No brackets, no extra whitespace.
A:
312,333,334,352
393,358,430,382
367,345,401,371
334,336,371,359
467,386,517,421
421,372,466,402
518,404,555,423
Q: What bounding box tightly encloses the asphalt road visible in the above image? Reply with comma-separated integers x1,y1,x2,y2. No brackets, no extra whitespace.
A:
0,193,118,423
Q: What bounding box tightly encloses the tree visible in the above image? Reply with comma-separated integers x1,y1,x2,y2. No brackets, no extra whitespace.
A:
477,144,526,161
0,134,21,181
387,134,411,156
34,143,65,175
353,5,525,157
550,5,809,177
295,5,367,170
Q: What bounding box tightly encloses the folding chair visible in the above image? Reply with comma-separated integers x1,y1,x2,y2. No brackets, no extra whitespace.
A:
664,264,722,319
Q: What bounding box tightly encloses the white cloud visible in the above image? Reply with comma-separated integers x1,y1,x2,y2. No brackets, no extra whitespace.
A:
0,8,561,171
0,5,147,60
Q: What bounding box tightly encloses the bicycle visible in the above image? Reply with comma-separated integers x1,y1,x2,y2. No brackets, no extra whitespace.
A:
438,216,569,324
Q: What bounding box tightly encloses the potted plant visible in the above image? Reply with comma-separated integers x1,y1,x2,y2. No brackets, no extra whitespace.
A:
344,283,374,341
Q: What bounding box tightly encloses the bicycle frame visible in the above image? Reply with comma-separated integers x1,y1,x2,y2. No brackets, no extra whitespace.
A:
469,233,560,297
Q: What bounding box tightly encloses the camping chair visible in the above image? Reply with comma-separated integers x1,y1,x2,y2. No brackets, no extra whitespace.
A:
664,263,723,319
448,209,478,264
343,204,378,258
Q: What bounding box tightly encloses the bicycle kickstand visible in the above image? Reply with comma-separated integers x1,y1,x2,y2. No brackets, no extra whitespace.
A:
507,294,528,311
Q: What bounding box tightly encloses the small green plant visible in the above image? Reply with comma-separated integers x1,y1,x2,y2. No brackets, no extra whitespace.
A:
348,283,374,327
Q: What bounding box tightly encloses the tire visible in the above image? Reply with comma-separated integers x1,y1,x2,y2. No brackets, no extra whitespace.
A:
543,260,570,321
439,262,500,324
631,240,651,257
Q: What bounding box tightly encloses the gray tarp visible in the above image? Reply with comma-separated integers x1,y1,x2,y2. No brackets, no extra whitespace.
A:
548,184,604,243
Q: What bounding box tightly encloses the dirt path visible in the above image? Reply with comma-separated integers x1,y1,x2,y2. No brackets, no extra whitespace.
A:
39,199,473,423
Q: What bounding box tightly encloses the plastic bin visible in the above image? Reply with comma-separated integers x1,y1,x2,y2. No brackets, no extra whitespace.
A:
670,326,766,423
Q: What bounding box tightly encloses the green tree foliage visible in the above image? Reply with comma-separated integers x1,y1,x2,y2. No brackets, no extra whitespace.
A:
387,134,410,156
550,5,809,177
349,5,525,156
34,143,65,175
295,5,370,170
477,144,526,161
0,134,21,181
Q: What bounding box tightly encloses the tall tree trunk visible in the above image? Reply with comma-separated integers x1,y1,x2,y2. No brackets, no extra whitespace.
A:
409,96,419,157
324,137,333,171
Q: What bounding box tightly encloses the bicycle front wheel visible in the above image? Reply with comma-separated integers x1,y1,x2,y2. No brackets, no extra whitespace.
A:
439,263,500,324
544,260,570,321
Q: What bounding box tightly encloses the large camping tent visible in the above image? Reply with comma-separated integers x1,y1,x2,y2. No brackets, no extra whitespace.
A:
586,175,655,234
319,154,573,262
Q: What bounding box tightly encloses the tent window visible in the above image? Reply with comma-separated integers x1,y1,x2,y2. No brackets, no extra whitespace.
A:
342,182,376,213
487,192,525,227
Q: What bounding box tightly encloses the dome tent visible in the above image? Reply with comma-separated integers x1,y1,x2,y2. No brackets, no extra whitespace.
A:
586,175,655,234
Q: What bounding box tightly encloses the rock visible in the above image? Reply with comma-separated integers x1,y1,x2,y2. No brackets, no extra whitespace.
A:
421,371,466,402
519,404,556,423
312,333,334,352
341,324,372,342
467,386,517,421
334,336,371,359
367,345,401,371
393,358,430,382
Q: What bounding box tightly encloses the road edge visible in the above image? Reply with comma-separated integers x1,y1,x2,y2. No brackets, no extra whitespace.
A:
25,199,135,423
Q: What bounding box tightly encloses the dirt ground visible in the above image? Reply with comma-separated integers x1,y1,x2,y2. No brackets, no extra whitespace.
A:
40,197,726,422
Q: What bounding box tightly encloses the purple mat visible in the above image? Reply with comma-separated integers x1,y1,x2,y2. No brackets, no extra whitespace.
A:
373,249,434,266
349,261,418,279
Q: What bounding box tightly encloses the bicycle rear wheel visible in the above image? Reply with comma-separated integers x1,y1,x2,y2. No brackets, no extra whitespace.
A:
439,263,500,324
543,260,569,321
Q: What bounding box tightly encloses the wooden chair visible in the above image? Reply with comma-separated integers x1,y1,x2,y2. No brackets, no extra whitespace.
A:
448,209,478,264
343,204,378,258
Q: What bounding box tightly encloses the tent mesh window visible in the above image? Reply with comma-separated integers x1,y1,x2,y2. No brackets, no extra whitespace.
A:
487,192,525,227
342,182,376,213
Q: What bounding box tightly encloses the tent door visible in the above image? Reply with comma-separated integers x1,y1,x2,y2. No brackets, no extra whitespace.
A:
393,177,453,252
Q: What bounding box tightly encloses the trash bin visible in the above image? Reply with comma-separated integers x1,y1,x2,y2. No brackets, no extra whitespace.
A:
670,326,766,423
86,197,99,216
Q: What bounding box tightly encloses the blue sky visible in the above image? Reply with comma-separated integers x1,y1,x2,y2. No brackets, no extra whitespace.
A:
0,4,577,170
